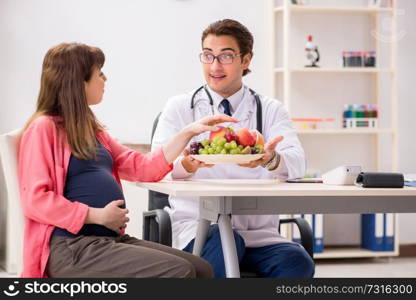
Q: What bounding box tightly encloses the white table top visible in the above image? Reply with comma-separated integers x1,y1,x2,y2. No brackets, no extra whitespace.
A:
135,179,416,197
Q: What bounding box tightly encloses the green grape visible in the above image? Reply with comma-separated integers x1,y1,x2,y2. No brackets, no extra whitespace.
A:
215,146,223,153
200,149,209,155
224,142,232,150
201,139,210,147
255,145,264,154
230,141,237,149
230,149,239,155
238,145,244,151
198,148,205,154
220,149,227,154
210,141,217,147
213,137,220,144
208,147,215,154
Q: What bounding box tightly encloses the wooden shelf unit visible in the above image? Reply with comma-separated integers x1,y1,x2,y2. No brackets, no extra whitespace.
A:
270,0,399,259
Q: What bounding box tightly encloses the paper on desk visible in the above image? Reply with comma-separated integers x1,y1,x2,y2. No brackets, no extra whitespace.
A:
404,174,416,187
405,181,416,187
404,173,416,181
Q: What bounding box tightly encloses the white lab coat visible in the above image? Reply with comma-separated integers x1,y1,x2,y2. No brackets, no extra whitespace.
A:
152,85,306,250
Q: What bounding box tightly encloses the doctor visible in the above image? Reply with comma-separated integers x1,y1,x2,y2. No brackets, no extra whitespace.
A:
152,19,315,278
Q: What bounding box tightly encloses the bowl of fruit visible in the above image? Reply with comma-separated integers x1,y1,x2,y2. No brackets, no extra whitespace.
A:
189,126,265,164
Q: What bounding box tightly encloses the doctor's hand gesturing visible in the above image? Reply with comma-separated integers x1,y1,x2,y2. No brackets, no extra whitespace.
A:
163,114,237,165
238,136,284,169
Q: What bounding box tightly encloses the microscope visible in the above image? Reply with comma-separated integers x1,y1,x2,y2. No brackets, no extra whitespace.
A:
305,35,320,68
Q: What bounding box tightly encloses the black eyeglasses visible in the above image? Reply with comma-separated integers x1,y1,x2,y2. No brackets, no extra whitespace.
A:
199,52,241,65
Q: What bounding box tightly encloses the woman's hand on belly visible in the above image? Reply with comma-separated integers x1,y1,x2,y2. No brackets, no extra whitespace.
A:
85,199,129,234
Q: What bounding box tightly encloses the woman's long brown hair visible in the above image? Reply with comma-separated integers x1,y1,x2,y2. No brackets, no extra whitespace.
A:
25,43,105,160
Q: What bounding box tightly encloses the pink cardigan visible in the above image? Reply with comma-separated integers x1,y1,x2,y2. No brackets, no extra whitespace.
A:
18,116,173,277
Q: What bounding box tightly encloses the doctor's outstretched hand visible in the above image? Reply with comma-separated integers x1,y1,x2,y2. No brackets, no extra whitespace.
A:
162,114,237,165
238,135,284,169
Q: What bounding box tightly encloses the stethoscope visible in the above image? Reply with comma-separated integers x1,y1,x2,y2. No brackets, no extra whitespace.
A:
190,85,263,134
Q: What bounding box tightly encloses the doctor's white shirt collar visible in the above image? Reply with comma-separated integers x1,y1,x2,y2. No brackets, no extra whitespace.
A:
205,85,246,115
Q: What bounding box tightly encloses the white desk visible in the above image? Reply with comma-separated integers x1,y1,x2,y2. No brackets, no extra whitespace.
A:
136,179,416,278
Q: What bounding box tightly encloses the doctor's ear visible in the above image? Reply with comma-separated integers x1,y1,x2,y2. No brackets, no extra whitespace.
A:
242,53,252,71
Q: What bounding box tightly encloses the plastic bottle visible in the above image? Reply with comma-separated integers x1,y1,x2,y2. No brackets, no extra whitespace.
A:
343,104,354,128
364,51,377,67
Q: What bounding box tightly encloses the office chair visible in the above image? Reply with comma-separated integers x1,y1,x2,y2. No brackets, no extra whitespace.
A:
0,129,25,275
143,113,314,277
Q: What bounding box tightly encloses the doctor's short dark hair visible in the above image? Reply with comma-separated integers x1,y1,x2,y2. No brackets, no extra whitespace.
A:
202,19,253,76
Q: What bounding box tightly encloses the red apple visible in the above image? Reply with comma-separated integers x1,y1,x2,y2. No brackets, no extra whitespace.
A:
209,126,228,142
236,128,256,147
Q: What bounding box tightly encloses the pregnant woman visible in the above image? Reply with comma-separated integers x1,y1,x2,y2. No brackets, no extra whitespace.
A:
18,42,235,278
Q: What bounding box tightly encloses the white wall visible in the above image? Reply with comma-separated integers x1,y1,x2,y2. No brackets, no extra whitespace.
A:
1,0,415,243
0,0,270,143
